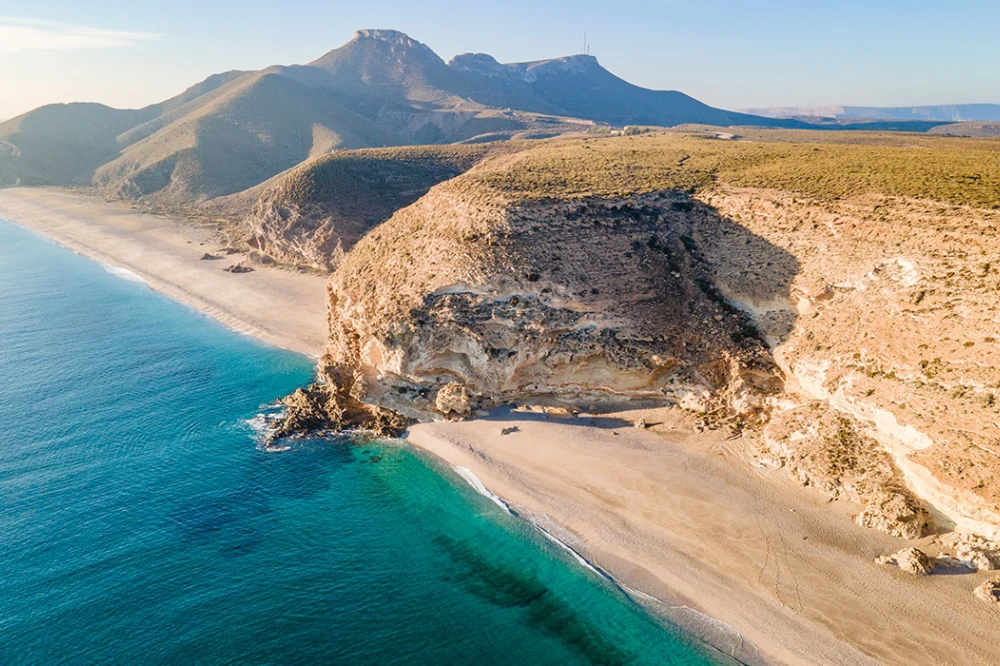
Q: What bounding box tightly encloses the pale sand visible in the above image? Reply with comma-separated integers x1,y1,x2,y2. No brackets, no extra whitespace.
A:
6,189,999,664
409,408,1000,665
0,187,328,357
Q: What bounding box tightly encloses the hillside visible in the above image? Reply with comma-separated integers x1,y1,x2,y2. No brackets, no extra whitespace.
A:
0,104,155,186
930,121,1000,137
236,143,504,269
93,72,396,203
1,28,818,203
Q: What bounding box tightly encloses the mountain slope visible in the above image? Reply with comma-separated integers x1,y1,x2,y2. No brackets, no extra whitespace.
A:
306,29,471,106
116,70,250,148
0,104,155,186
454,54,791,128
94,72,396,202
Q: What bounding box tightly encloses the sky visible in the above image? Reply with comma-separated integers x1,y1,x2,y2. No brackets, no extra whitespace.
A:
1,0,998,120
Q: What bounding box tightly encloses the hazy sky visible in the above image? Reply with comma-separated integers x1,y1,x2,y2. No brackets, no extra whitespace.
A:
1,0,998,120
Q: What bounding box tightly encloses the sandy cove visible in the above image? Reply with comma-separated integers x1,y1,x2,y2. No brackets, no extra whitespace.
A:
5,187,1000,665
409,407,1000,666
0,187,328,357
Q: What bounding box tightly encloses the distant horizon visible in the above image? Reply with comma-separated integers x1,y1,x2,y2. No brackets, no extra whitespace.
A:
2,0,999,120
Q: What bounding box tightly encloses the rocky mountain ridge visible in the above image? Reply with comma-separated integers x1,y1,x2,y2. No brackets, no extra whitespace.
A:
0,28,795,202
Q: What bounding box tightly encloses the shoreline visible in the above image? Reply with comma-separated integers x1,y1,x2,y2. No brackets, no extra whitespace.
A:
6,187,999,664
0,187,328,358
407,408,1000,665
449,461,756,665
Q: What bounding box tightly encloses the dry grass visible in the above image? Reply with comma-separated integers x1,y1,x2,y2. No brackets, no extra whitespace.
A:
460,130,1000,209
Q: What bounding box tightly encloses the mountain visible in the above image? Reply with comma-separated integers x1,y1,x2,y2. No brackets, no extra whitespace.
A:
742,103,1000,122
0,104,155,186
94,72,396,202
453,52,783,128
0,28,820,201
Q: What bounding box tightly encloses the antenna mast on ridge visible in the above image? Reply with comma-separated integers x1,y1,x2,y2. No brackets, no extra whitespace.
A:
582,32,591,56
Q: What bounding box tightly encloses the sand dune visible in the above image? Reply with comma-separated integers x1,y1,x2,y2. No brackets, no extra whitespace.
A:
0,187,328,357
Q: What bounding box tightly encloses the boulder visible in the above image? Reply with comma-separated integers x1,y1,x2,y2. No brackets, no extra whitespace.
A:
973,580,1000,605
939,533,1000,572
876,547,935,576
435,382,471,418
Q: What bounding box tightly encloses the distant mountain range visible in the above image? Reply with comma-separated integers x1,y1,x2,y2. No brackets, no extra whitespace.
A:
0,29,793,203
740,104,1000,122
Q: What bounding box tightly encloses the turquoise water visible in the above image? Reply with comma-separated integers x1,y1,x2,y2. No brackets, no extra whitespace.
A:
0,217,721,665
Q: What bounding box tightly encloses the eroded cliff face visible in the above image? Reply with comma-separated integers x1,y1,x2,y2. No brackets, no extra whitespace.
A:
270,173,1000,554
236,146,496,270
241,188,368,270
703,187,1000,543
320,181,783,423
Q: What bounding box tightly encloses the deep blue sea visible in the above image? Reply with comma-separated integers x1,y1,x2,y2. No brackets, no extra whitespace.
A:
0,216,721,665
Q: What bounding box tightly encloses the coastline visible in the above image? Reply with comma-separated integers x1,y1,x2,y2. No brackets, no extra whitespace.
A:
408,408,1000,666
6,186,999,664
0,187,328,357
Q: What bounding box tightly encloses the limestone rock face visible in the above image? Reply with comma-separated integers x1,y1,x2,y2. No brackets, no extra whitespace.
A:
877,548,935,576
939,533,1000,572
705,186,1000,542
762,403,928,539
323,180,784,422
435,382,472,418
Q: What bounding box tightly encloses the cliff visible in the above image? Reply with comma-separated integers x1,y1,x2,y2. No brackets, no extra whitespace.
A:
273,131,1000,562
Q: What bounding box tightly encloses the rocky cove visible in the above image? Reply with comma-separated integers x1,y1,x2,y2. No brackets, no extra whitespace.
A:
262,149,1000,598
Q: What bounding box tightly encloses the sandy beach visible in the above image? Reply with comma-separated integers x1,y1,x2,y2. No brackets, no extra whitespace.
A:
5,186,999,665
0,187,329,357
409,408,1000,665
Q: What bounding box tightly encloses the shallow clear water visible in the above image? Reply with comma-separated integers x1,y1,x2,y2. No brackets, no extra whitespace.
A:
0,217,721,665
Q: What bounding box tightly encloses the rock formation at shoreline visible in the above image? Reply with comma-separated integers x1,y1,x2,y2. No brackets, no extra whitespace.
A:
322,182,785,424
164,129,1000,560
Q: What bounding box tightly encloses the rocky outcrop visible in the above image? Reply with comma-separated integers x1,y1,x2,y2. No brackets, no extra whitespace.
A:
973,580,1000,604
321,179,785,423
434,382,472,418
877,547,935,576
704,187,1000,542
268,364,409,442
938,533,1000,572
761,403,928,538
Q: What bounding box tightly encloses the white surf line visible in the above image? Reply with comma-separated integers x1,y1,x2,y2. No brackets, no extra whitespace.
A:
453,465,515,514
446,460,755,665
100,263,149,284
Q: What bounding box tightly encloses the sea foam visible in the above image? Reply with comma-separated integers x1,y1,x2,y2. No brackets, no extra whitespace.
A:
101,263,148,284
453,466,513,514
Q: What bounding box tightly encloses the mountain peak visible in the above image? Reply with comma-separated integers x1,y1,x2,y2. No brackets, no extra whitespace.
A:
353,29,413,43
309,28,444,72
522,54,600,73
